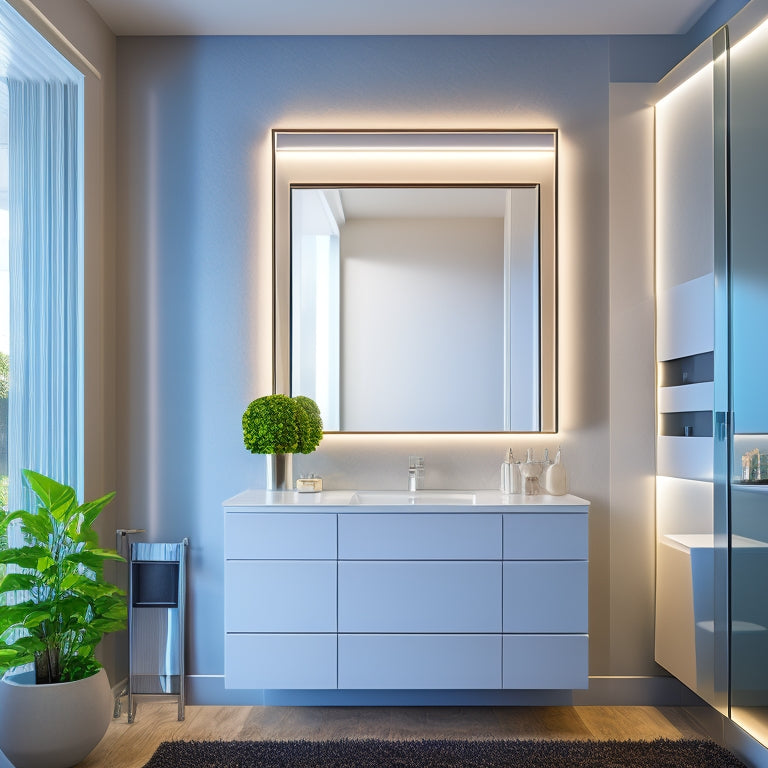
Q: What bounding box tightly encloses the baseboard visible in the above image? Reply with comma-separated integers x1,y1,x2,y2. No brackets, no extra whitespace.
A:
184,674,703,707
682,704,768,768
573,675,705,706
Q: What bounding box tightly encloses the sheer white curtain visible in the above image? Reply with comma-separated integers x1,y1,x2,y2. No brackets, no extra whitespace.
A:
7,77,82,515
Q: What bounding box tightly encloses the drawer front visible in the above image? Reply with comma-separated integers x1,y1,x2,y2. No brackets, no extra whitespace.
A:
503,561,587,633
225,561,336,633
225,513,337,560
226,633,337,689
339,514,501,560
503,634,588,689
503,514,587,560
339,634,502,689
339,561,502,633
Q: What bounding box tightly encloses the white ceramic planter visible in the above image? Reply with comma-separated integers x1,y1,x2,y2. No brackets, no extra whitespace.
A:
0,667,113,768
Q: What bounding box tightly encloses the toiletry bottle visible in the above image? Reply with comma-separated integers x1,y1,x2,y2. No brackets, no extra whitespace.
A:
543,447,567,496
500,449,512,493
510,451,522,494
520,448,540,495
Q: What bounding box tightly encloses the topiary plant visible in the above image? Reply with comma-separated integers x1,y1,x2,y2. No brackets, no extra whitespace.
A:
242,394,323,455
293,395,323,454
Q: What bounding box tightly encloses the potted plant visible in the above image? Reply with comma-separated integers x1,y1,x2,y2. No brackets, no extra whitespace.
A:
242,394,323,490
0,469,126,768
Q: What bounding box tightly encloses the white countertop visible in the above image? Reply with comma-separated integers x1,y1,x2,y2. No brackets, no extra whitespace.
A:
662,533,768,551
223,489,590,512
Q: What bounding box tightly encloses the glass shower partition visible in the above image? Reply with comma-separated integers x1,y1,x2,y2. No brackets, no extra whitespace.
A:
727,8,768,746
655,0,768,750
654,31,729,717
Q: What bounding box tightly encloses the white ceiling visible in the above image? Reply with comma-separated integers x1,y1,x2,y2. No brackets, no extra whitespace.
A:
83,0,719,37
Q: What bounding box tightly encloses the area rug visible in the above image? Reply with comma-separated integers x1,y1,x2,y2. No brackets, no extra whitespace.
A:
141,738,747,767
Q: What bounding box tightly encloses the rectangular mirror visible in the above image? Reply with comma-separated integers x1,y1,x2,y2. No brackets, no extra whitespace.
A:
273,131,557,433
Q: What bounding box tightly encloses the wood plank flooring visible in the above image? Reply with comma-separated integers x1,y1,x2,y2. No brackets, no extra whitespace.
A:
75,702,711,768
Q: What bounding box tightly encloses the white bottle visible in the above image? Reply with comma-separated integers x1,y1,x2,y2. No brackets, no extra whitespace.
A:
542,447,567,496
510,451,522,494
500,448,513,493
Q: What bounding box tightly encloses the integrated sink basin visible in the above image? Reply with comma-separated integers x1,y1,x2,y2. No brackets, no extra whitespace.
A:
350,490,477,505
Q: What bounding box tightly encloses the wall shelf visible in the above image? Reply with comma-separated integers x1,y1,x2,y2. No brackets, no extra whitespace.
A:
658,381,713,413
659,410,713,438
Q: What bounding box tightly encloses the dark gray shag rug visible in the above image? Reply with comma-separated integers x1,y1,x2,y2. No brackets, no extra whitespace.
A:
140,738,746,767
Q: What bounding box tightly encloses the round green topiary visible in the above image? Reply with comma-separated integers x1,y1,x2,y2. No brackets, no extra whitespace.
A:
242,394,323,455
294,395,323,454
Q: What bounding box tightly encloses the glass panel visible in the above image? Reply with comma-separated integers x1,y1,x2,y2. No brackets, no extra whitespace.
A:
729,15,768,746
654,30,729,714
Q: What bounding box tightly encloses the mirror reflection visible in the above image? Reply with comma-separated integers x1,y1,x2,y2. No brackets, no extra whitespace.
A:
291,185,542,432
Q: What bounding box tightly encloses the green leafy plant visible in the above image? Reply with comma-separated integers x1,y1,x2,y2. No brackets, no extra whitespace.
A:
0,469,126,684
242,394,323,455
293,396,323,453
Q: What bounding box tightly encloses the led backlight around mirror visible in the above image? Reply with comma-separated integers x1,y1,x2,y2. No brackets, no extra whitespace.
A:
272,129,558,434
274,131,556,152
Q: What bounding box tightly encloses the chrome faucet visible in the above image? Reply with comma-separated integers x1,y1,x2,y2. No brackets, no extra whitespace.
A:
408,456,424,491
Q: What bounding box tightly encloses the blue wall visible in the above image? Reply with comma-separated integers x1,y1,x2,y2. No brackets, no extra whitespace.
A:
115,35,612,691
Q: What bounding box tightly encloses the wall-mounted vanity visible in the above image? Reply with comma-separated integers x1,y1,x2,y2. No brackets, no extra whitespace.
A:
223,490,589,694
273,130,558,434
229,129,589,700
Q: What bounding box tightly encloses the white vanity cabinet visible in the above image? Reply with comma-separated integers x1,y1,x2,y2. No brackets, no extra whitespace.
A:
501,513,589,689
224,512,338,689
223,490,589,693
338,513,502,689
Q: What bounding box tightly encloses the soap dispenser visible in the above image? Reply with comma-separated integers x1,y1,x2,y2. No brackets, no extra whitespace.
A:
542,447,567,496
519,448,541,496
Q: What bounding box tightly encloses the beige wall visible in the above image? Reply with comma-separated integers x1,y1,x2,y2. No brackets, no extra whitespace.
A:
608,83,658,677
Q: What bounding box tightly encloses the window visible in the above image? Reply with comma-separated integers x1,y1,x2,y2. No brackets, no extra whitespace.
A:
0,2,84,522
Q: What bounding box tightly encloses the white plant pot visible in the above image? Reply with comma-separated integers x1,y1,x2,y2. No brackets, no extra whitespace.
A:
0,667,113,768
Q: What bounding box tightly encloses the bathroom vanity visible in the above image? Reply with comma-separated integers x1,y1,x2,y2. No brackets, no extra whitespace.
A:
223,490,589,692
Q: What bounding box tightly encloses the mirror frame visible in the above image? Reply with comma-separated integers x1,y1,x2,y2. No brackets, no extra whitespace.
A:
272,129,558,433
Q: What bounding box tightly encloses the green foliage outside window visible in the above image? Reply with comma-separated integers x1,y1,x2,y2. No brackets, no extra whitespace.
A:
0,352,7,400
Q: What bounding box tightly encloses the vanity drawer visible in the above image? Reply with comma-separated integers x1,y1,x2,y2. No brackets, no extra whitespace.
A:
339,634,502,689
503,634,588,689
225,513,337,560
338,561,502,632
226,633,337,689
503,513,587,560
338,514,501,560
225,560,337,632
503,561,588,632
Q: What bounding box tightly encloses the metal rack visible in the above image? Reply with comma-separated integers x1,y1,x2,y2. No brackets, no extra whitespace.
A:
127,538,189,722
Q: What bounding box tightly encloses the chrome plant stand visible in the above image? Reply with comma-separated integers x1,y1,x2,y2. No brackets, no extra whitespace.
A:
127,538,189,722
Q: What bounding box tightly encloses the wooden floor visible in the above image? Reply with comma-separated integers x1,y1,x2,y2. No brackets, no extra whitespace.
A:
75,702,711,768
